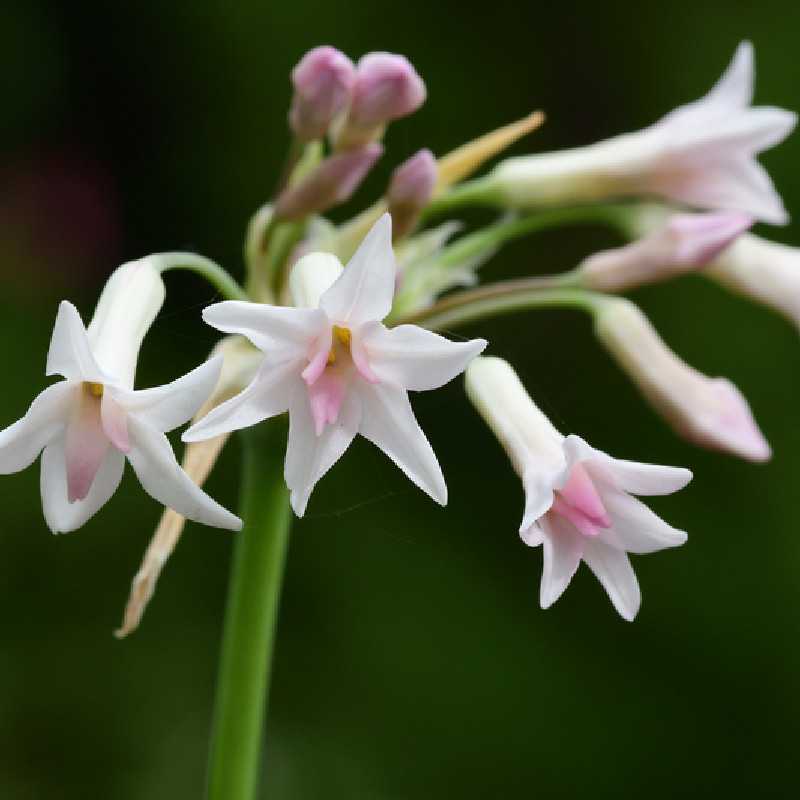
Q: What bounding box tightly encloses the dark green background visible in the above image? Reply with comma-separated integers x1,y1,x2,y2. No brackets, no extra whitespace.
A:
1,1,799,797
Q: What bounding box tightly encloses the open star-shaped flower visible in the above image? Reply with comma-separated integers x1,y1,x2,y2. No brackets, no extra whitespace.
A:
184,214,487,516
0,260,241,533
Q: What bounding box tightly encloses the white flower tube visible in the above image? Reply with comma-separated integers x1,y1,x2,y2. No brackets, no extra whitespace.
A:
594,298,770,462
0,257,241,533
486,42,795,223
465,356,691,621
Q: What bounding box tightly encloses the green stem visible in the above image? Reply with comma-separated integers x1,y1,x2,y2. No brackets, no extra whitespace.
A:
206,420,292,800
397,279,610,331
153,252,249,302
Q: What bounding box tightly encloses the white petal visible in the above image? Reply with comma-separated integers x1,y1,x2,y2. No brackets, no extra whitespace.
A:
113,356,223,433
582,539,641,621
320,213,396,326
183,359,298,442
284,383,361,516
0,383,74,473
519,465,559,531
520,521,545,547
698,40,754,111
357,382,447,505
563,435,692,497
41,436,125,533
46,302,105,382
539,515,583,609
601,488,688,554
358,322,487,391
202,301,328,360
126,417,241,530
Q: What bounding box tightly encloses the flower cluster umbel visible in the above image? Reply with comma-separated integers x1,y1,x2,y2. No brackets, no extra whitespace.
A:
2,41,796,633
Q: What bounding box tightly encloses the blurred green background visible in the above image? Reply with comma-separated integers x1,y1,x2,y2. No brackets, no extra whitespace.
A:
2,1,799,797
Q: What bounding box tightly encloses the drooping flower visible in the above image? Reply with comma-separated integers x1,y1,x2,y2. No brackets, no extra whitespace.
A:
594,298,771,461
288,46,356,142
465,356,691,620
578,210,753,291
0,258,241,533
486,42,796,223
184,214,486,516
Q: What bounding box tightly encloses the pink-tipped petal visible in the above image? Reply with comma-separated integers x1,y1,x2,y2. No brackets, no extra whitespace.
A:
301,329,334,386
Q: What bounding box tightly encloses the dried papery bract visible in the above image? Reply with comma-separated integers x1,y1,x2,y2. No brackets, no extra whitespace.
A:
465,356,691,620
116,337,261,637
594,299,771,461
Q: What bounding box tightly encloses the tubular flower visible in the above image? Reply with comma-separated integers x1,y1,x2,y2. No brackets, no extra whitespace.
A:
0,259,241,533
488,42,796,223
184,214,487,516
578,210,753,291
465,356,691,620
594,298,771,462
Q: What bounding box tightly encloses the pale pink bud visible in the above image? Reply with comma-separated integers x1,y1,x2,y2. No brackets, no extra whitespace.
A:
387,149,438,239
274,144,382,220
580,211,752,292
595,299,771,462
289,46,356,141
335,52,426,149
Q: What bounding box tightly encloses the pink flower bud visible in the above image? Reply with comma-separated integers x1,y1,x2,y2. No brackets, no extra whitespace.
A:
595,299,771,462
274,144,382,220
335,52,426,149
288,46,356,141
387,149,438,239
580,211,752,292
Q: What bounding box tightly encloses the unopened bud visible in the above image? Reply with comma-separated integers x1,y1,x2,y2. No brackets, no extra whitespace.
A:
387,149,437,239
335,52,426,150
580,211,752,292
595,299,770,462
289,46,356,141
274,144,382,220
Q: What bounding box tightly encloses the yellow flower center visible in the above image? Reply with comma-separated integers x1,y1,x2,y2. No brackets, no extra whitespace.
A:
327,326,352,365
87,382,105,397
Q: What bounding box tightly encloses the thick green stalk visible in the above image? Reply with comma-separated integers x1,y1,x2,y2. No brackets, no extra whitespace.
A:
206,420,292,800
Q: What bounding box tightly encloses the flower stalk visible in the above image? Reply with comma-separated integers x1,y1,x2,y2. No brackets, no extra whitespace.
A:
206,419,293,800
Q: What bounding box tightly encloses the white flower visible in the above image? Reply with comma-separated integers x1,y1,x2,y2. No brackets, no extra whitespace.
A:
184,214,487,516
0,258,241,533
465,356,692,621
490,42,796,223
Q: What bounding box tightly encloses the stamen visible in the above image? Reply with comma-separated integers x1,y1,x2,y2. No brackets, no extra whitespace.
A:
87,382,105,397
